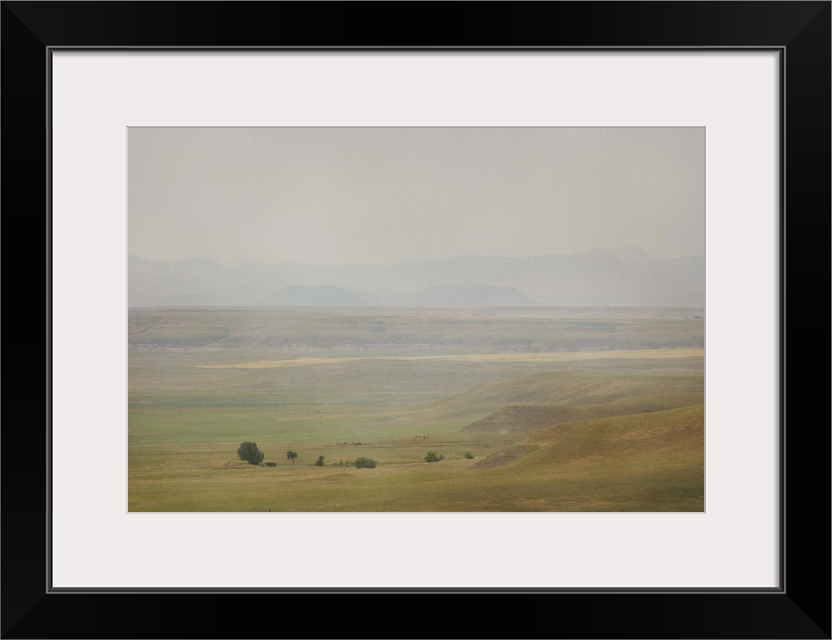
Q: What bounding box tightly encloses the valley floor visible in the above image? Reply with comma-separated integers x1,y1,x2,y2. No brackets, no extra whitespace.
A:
128,308,704,512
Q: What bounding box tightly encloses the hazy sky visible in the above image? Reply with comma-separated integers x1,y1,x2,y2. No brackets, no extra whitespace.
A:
128,127,704,265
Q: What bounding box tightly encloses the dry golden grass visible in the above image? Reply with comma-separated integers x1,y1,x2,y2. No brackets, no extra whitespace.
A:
197,347,704,369
129,310,705,512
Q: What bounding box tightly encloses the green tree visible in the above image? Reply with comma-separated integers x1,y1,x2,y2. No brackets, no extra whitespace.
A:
314,455,325,467
286,450,298,466
237,442,264,465
424,451,445,463
355,456,376,468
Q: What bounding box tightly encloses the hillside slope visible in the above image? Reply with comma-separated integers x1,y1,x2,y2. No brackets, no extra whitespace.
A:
462,392,703,437
428,370,704,422
456,405,704,511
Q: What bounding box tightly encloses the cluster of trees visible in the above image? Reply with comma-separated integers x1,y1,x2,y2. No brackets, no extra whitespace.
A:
240,444,467,468
238,444,372,468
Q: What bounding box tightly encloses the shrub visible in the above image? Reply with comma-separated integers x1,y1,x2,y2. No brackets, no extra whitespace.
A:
355,456,376,469
237,442,264,465
315,455,325,467
424,451,445,462
463,452,475,459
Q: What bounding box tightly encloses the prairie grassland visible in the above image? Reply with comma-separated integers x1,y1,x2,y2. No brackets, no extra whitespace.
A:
196,347,703,369
128,308,704,512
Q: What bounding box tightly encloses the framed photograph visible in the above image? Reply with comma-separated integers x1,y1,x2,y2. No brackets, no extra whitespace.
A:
126,123,708,518
3,2,829,638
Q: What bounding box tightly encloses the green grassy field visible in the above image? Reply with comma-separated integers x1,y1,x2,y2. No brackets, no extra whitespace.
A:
128,308,704,511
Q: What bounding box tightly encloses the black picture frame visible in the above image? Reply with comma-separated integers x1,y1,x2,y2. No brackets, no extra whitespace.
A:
2,2,829,638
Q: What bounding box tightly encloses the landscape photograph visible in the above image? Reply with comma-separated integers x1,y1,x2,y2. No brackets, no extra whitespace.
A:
128,126,705,512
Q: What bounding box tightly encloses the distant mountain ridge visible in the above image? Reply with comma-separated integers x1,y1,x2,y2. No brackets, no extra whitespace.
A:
128,247,705,308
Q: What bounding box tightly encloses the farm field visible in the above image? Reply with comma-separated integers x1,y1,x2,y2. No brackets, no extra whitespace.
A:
128,308,704,512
